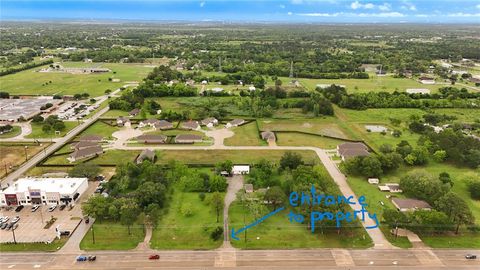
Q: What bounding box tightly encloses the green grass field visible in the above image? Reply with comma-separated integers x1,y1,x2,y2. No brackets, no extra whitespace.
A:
25,121,79,139
156,150,320,165
276,132,346,149
229,202,372,249
224,122,265,146
0,126,21,138
300,74,446,94
258,118,352,139
419,233,480,248
0,238,67,252
43,149,140,166
150,191,224,250
77,120,120,139
80,221,145,250
0,62,153,97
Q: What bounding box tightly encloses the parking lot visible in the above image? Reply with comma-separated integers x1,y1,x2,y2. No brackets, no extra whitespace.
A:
0,181,98,244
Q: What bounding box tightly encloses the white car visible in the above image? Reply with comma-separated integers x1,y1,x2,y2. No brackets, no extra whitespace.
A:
1,216,9,223
31,205,40,212
11,216,20,224
48,205,57,212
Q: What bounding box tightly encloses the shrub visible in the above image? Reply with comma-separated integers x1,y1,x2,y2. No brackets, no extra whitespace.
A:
210,226,223,241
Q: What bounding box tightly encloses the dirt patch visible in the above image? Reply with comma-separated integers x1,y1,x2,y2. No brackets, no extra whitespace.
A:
302,122,312,128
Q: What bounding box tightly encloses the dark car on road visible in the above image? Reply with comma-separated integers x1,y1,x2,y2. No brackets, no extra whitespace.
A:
1,223,8,230
76,256,87,262
15,206,24,212
149,254,160,260
88,255,96,261
465,254,477,259
59,204,66,211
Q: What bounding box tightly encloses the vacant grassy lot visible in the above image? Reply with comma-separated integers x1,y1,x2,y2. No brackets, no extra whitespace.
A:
77,120,120,139
300,74,445,94
156,150,320,165
258,118,352,139
420,233,480,248
433,108,480,123
80,221,144,250
44,149,140,166
0,126,21,138
0,143,49,178
0,62,152,96
224,122,265,146
25,121,79,139
276,132,346,149
150,191,224,250
229,202,372,249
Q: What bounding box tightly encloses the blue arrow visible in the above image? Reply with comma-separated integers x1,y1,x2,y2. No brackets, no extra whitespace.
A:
230,206,285,241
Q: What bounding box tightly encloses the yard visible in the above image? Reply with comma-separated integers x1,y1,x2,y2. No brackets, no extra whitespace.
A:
0,238,67,252
258,118,352,139
155,149,320,165
25,121,80,139
224,122,265,146
276,132,346,149
76,120,120,139
80,221,145,250
150,191,224,250
0,126,21,139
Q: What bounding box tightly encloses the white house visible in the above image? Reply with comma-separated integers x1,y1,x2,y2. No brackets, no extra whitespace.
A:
419,77,435,85
232,165,250,175
0,177,88,206
368,178,379,184
248,86,256,91
406,88,430,95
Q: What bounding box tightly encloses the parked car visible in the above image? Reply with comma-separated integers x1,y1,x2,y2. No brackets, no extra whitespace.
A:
12,223,18,230
14,205,24,212
59,205,66,211
31,205,40,212
2,216,9,223
76,256,87,262
1,223,8,230
149,254,160,260
6,223,13,230
84,217,90,224
11,216,20,224
60,231,70,236
88,255,96,261
48,205,57,212
465,254,477,259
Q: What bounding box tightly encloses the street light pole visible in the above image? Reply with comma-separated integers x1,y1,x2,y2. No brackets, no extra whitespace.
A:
24,146,28,162
12,227,17,244
91,223,95,244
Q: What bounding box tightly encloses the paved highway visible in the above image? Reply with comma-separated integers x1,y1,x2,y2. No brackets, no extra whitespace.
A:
0,248,479,269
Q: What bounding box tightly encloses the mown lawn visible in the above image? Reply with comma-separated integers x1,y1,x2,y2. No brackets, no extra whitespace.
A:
276,132,346,149
258,118,352,139
0,238,67,252
43,149,140,166
80,221,145,250
150,191,224,250
77,120,120,139
300,74,445,94
229,202,372,249
156,150,320,165
420,232,480,248
25,121,79,139
224,122,265,146
0,126,21,138
0,62,152,96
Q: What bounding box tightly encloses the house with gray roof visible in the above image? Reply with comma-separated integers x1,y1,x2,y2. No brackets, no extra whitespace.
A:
78,135,103,142
175,134,202,144
337,142,370,161
181,121,200,130
261,131,276,142
138,119,159,128
201,117,218,127
70,141,99,150
68,145,103,162
154,120,173,130
136,149,156,164
226,119,245,128
136,134,167,144
392,198,431,212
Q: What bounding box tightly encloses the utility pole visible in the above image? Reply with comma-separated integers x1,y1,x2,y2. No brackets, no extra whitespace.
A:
218,56,222,73
91,223,95,244
12,227,17,244
289,60,294,78
24,146,28,162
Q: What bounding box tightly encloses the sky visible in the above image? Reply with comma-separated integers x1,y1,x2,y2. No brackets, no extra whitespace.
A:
1,0,480,23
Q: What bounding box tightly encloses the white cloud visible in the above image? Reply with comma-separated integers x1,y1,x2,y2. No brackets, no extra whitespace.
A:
297,12,342,17
401,0,417,11
415,14,429,18
199,1,205,8
447,12,480,17
476,4,480,9
288,11,293,16
378,3,391,11
279,4,286,9
358,12,405,17
291,0,303,4
351,1,375,10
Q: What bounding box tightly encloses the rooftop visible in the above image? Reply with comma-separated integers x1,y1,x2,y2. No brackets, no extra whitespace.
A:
2,177,88,194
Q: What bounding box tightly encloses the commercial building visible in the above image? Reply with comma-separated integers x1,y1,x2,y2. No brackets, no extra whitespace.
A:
0,177,88,206
0,98,62,122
